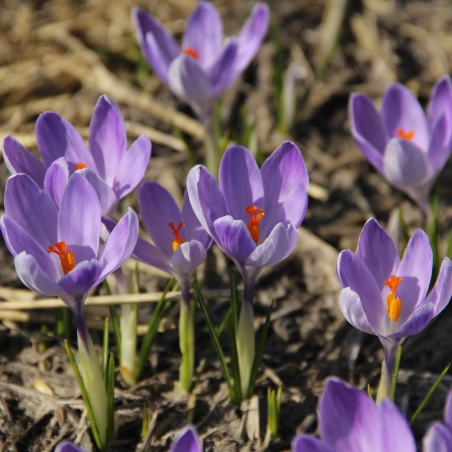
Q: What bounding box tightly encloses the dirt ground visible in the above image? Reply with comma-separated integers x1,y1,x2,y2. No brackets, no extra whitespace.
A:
1,0,452,450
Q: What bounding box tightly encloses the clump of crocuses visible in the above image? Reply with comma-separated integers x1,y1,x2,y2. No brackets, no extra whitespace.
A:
337,218,452,401
188,141,308,397
349,76,452,218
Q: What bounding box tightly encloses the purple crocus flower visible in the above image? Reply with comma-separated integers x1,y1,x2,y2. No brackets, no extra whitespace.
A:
170,425,202,452
55,442,87,452
423,388,452,451
349,76,452,216
132,1,269,121
292,378,416,452
187,141,308,305
337,218,452,400
0,172,138,346
3,95,151,216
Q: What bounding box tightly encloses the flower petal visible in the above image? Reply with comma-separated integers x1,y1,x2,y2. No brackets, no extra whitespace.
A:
59,259,103,297
356,218,400,292
209,38,238,96
213,215,255,265
219,144,264,224
380,400,416,452
182,190,212,250
132,8,180,84
427,75,452,137
396,229,432,324
389,302,435,339
260,141,309,234
246,223,298,268
428,112,452,174
349,93,386,173
383,138,432,188
170,240,207,278
187,165,227,240
319,378,380,452
339,288,375,335
445,390,452,429
2,136,46,187
97,209,138,281
14,251,66,298
113,135,152,199
1,215,60,280
382,83,429,150
423,423,452,452
88,95,126,186
55,441,87,452
292,435,336,452
234,3,270,75
36,112,95,171
58,173,101,263
138,181,183,260
337,250,385,335
4,174,58,249
182,1,223,71
170,426,202,452
44,157,69,209
426,257,452,316
77,168,117,217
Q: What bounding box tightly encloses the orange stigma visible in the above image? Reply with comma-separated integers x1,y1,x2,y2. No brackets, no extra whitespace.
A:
75,162,87,170
384,275,403,322
168,222,185,252
48,241,76,274
183,46,199,59
396,128,415,141
246,205,265,245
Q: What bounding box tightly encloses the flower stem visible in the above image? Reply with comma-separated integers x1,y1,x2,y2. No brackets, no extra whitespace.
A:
237,301,255,399
179,300,195,393
203,113,220,179
376,358,393,404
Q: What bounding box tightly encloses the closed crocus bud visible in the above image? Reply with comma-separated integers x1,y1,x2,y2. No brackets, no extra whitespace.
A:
349,76,452,217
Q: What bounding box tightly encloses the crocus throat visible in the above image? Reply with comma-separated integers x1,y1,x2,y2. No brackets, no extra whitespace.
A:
246,205,265,245
48,241,76,274
183,46,199,59
384,275,403,322
396,128,415,141
168,222,185,252
75,162,87,170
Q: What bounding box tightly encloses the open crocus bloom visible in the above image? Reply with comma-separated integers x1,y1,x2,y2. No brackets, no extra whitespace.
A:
423,388,452,451
132,1,269,121
0,172,138,345
55,442,87,452
349,76,452,216
292,378,416,452
2,95,151,217
337,218,452,398
170,425,202,452
187,141,308,304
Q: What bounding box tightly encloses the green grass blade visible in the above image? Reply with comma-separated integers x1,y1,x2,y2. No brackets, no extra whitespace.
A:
102,318,109,387
64,340,103,451
195,286,235,401
391,346,402,400
411,364,450,424
106,353,115,444
247,301,274,399
227,317,242,405
367,384,373,400
134,279,175,381
103,280,121,350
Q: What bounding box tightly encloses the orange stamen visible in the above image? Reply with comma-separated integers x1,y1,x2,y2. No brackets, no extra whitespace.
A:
48,241,76,274
75,162,87,170
396,128,415,141
168,222,185,252
384,275,403,322
245,205,265,245
183,46,199,59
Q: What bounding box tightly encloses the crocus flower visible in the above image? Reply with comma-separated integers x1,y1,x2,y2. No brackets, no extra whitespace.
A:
188,141,308,397
3,95,151,216
423,388,452,451
170,425,202,452
349,76,452,216
132,1,269,122
0,173,138,446
55,442,87,452
337,218,452,400
292,378,416,452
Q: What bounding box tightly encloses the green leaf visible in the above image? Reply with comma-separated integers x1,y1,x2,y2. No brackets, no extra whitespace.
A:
227,316,242,405
102,318,109,387
411,364,450,424
106,353,115,444
391,346,402,400
64,340,103,451
195,286,235,401
230,270,239,335
103,280,122,350
247,301,274,399
367,384,373,400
